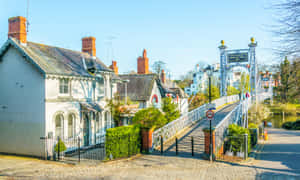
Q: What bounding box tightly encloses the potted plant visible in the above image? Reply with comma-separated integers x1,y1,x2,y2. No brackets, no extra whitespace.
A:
54,138,67,160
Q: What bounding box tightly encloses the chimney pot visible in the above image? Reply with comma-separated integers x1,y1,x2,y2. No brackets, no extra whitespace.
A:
82,37,96,57
137,49,149,74
8,16,27,44
109,60,118,75
161,69,166,84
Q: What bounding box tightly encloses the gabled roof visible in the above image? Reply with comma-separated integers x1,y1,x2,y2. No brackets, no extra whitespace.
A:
117,74,161,101
161,79,189,98
0,38,112,77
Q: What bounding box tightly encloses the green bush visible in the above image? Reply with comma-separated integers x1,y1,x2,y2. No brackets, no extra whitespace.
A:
292,120,300,129
282,121,294,129
227,124,251,154
248,123,258,129
132,107,167,129
105,125,140,160
162,97,180,123
248,128,258,147
54,139,67,152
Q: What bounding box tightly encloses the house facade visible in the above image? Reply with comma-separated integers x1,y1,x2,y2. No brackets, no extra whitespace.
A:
117,50,188,125
184,63,220,96
0,16,117,157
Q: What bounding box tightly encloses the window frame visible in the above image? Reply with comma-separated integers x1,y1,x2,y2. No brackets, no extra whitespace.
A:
59,78,70,95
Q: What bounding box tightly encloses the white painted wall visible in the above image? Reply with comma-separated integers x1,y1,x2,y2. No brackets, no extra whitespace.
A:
147,81,162,108
0,47,45,157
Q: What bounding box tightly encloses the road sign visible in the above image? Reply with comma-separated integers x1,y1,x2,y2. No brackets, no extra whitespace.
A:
206,110,214,119
207,103,216,110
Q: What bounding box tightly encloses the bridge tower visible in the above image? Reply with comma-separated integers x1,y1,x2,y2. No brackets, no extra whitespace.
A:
219,40,227,96
248,37,257,101
219,38,257,100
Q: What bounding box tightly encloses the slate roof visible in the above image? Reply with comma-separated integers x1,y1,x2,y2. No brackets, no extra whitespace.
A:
117,74,161,101
162,79,188,98
0,38,112,77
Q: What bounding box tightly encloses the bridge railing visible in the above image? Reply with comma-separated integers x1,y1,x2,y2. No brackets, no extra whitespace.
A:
152,95,239,150
214,99,247,153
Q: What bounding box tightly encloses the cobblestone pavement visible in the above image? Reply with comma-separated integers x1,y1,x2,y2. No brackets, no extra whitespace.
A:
254,128,300,179
0,154,258,180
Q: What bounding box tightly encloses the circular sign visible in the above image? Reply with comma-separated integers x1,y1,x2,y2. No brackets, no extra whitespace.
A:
206,110,214,119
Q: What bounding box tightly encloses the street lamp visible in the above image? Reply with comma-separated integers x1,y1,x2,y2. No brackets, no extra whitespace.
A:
207,65,214,161
122,79,130,105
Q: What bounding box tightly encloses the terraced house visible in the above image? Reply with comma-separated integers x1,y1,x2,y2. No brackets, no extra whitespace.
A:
0,16,118,157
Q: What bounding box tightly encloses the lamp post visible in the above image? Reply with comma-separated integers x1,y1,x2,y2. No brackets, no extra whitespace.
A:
207,65,214,161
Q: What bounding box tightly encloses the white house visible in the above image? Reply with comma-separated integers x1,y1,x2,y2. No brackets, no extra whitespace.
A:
184,63,220,96
0,16,117,157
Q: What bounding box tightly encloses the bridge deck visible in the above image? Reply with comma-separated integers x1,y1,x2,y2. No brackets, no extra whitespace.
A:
154,102,239,158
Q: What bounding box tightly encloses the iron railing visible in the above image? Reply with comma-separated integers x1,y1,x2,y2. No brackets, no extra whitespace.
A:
152,95,239,150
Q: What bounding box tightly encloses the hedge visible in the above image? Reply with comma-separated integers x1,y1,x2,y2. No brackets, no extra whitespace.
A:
226,124,251,154
248,128,258,147
105,125,141,160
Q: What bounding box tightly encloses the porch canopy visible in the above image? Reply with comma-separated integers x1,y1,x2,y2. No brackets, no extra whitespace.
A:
80,102,103,112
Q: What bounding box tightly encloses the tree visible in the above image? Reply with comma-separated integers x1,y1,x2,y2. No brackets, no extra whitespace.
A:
238,72,250,95
106,93,136,126
132,107,167,129
152,61,166,74
162,97,180,123
289,59,300,102
227,86,240,96
245,74,250,92
174,79,193,90
188,93,207,111
280,57,291,102
271,0,300,57
205,85,220,101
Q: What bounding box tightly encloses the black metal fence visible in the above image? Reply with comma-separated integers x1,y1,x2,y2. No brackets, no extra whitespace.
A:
157,133,249,161
41,133,140,163
217,134,249,160
42,136,106,163
158,135,205,158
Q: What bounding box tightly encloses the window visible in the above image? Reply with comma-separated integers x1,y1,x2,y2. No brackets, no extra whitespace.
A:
68,114,75,138
55,114,64,139
59,79,69,94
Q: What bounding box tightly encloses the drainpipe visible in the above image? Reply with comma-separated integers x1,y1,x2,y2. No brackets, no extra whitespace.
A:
110,76,113,128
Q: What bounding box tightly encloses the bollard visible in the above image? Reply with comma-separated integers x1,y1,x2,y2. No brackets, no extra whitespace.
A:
191,136,194,156
78,137,80,163
176,137,178,156
244,134,248,160
161,136,163,155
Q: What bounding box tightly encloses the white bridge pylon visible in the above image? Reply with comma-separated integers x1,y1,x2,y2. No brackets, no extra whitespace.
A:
219,38,257,101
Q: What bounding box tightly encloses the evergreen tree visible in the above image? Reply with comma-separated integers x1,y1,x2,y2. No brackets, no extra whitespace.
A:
280,57,290,102
162,97,181,123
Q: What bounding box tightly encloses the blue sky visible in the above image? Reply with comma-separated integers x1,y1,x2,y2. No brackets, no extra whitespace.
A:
0,0,276,79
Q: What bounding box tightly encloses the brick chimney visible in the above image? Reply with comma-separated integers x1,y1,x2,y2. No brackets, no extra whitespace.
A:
109,60,118,75
137,49,149,74
8,16,27,44
82,37,96,57
161,69,166,84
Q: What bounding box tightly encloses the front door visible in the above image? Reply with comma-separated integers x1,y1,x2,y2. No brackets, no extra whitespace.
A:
83,113,90,146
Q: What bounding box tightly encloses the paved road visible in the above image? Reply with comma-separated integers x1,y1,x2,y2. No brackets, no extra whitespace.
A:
158,102,239,158
254,128,300,179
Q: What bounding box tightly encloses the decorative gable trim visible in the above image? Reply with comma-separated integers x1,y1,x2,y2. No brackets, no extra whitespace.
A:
0,38,46,77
